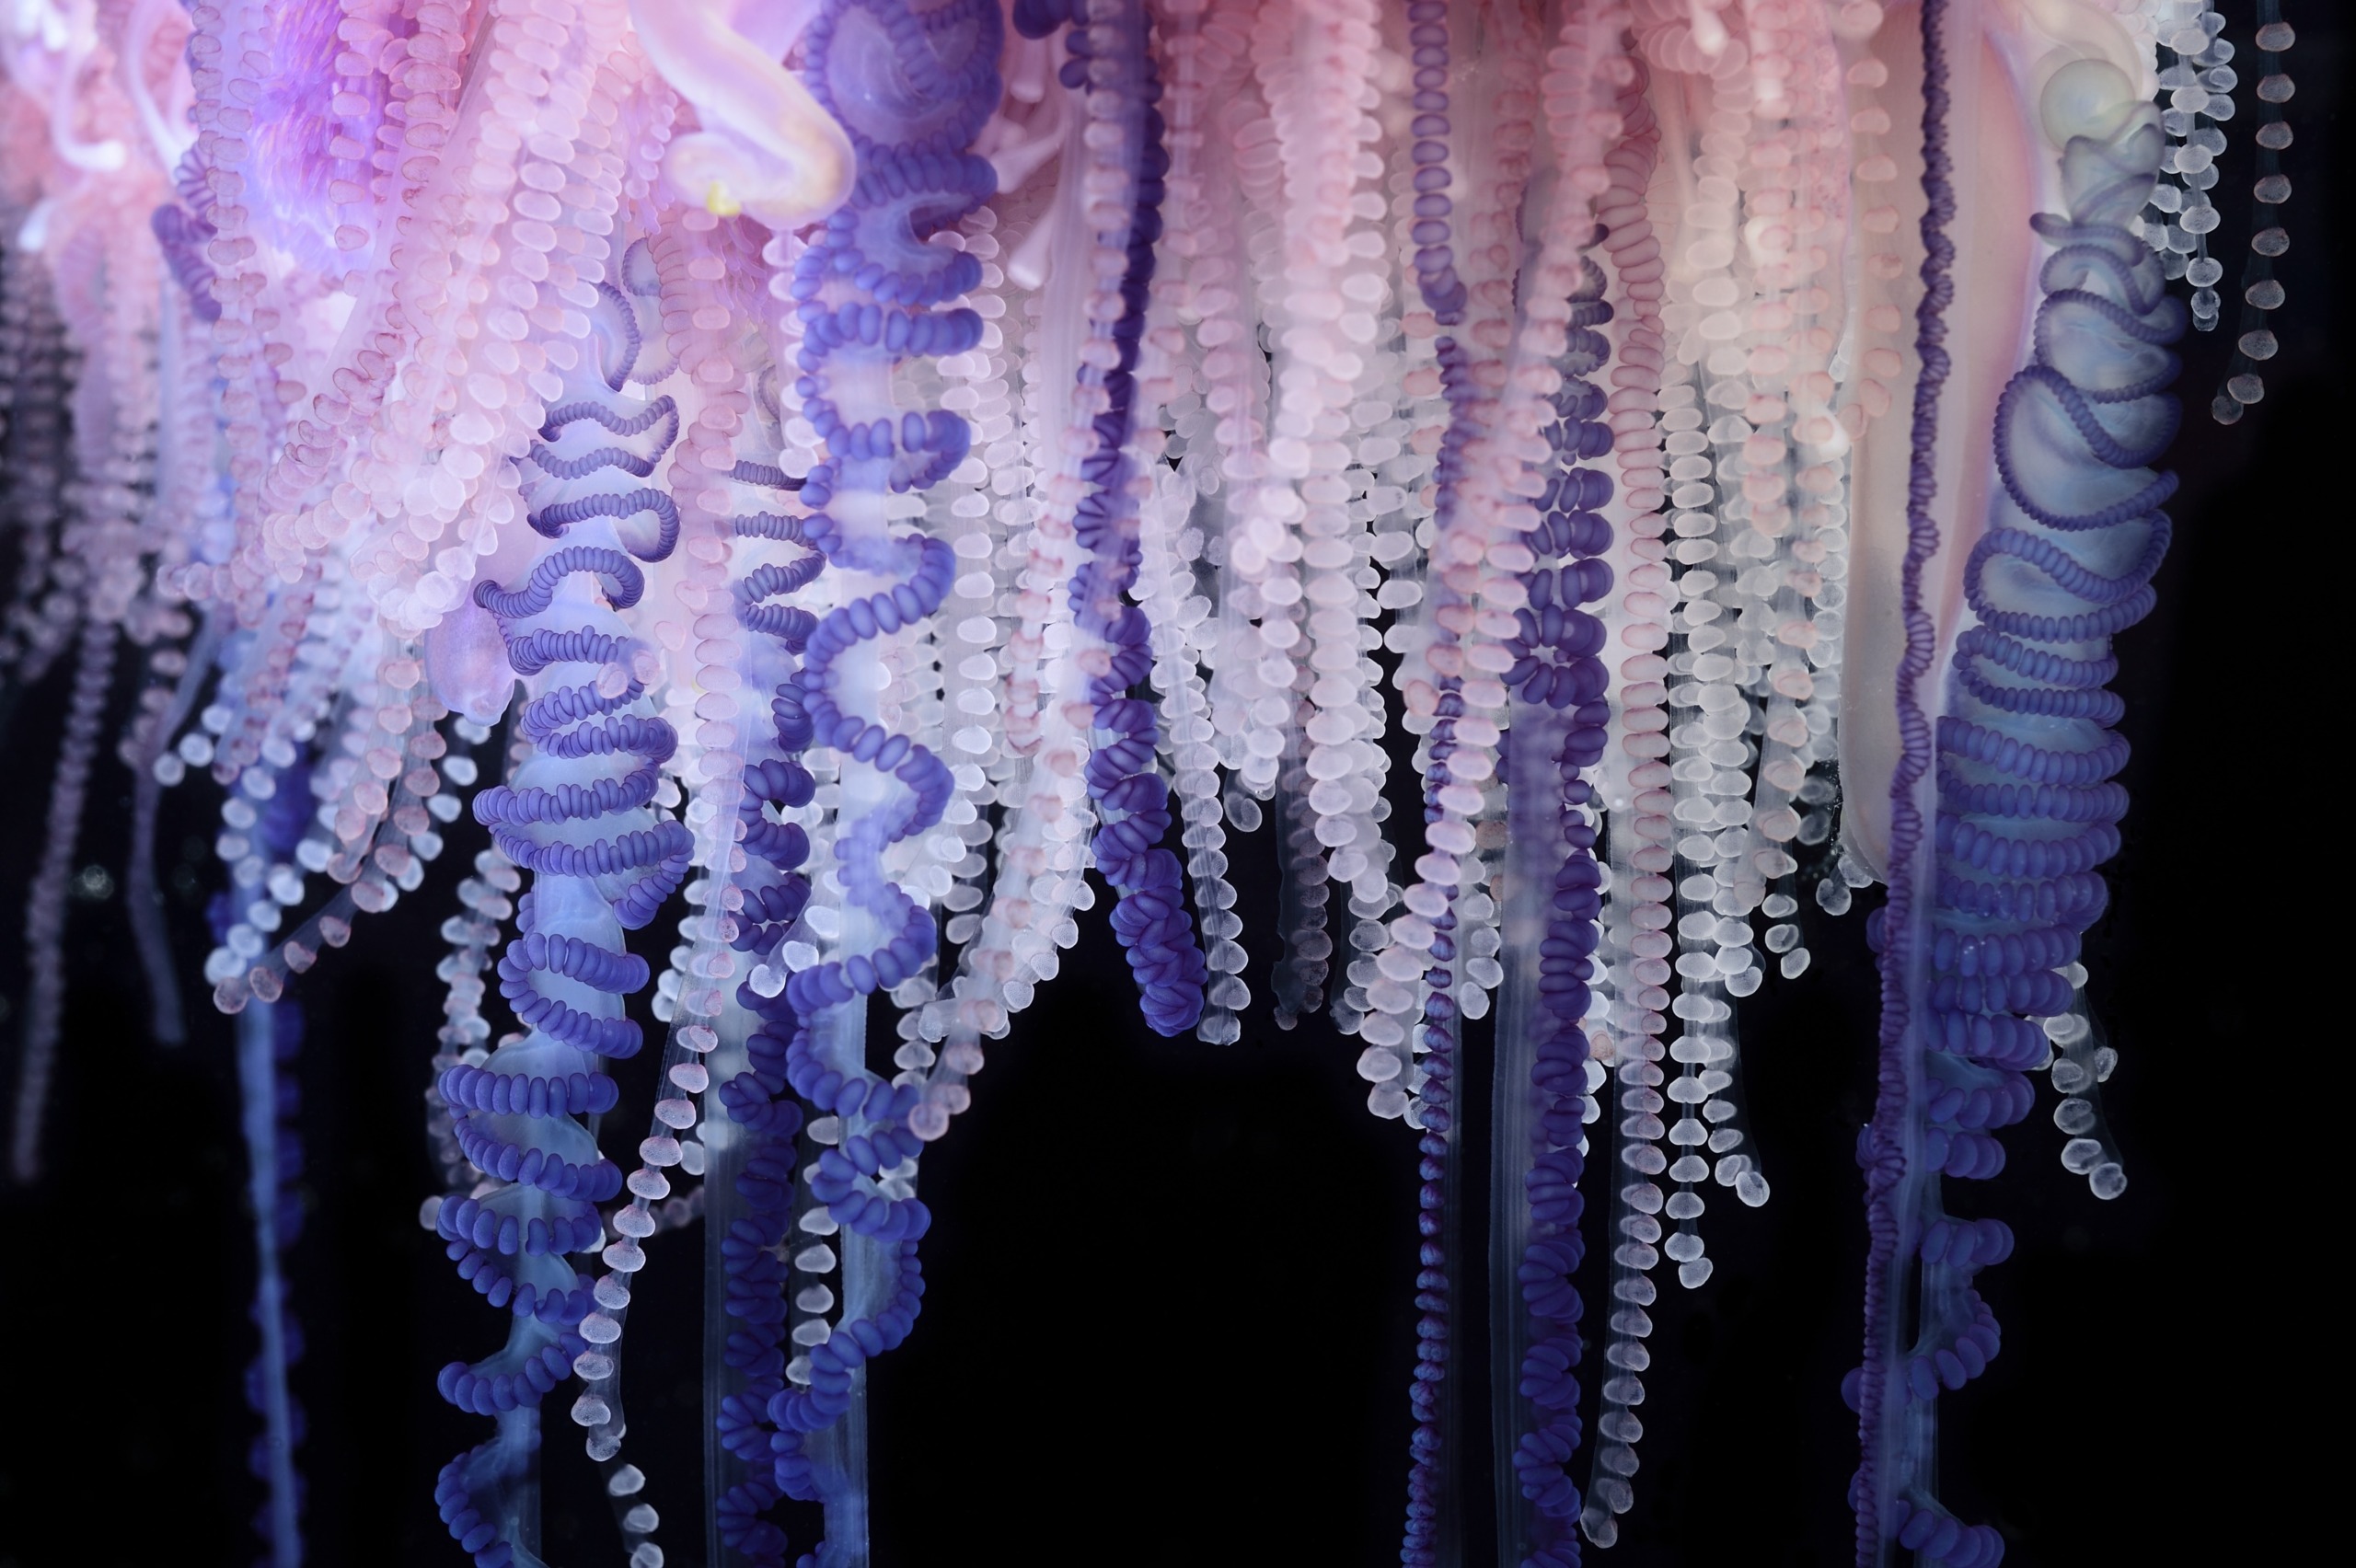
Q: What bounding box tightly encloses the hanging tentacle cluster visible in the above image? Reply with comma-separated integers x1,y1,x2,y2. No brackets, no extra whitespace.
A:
0,2,2263,1564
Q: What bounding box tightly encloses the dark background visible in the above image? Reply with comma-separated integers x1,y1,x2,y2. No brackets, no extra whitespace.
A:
0,8,2338,1564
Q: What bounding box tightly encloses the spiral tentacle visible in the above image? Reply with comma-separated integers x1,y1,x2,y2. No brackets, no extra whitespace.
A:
1857,89,2178,1568
434,280,687,1568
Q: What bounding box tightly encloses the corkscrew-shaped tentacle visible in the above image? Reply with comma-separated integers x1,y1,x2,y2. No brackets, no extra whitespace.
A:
433,283,689,1568
776,525,957,1018
1858,78,2177,1568
705,1,1002,1551
774,0,997,1025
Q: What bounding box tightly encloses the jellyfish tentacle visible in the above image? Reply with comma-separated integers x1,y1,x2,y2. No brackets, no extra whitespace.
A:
1380,3,1642,1554
237,999,308,1568
915,0,1194,1097
708,459,826,1568
431,823,523,1196
5,148,186,1176
615,234,840,1566
433,279,689,1568
778,0,996,1031
1498,252,1618,1565
1237,0,1389,1032
1575,54,1678,1553
550,215,779,1562
2133,3,2231,340
725,2,1003,1551
1851,0,1959,1551
7,616,113,1182
1376,3,1507,1553
121,602,225,1047
1859,49,2176,1568
1596,0,1865,1326
0,247,76,701
2211,4,2298,421
1381,4,1474,1554
225,756,326,1568
1028,0,1205,1036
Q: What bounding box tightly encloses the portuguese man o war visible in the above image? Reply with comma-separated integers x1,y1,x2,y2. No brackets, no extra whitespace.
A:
0,0,2322,1563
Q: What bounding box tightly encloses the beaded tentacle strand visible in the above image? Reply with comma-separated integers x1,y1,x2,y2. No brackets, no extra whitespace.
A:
2211,6,2296,422
1461,7,1645,1553
1590,0,1865,1328
667,228,837,1568
1385,3,1472,1557
433,275,691,1568
237,998,309,1568
7,615,113,1182
1578,53,1680,1546
749,0,1003,1551
544,219,778,1564
116,171,218,1028
204,628,477,1016
1852,0,1959,1554
2134,2,2230,332
1234,0,1389,1033
1138,0,1262,1049
121,613,224,1048
218,751,323,1568
429,779,521,1200
1015,0,1207,1037
0,243,77,704
1388,2,1565,1554
4,132,178,1178
705,522,821,1565
777,0,992,1032
1126,16,1249,1043
908,0,1195,1113
1494,247,1616,1565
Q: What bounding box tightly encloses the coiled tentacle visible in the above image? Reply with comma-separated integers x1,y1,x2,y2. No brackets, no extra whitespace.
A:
434,283,687,1568
1858,86,2177,1568
730,0,1002,1552
777,0,997,1025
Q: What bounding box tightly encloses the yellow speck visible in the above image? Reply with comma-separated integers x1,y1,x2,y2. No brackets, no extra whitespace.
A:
705,181,745,218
